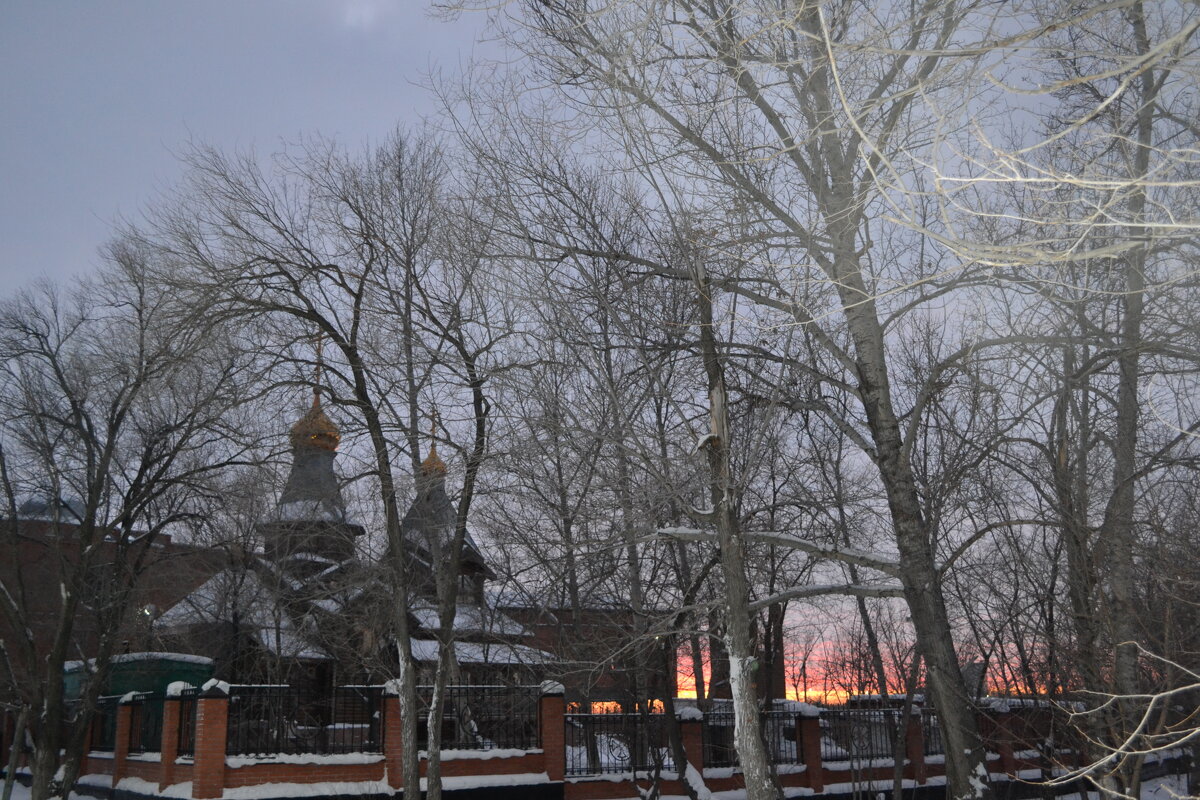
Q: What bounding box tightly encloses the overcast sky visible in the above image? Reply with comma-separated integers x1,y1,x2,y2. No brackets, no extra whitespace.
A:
1,1,493,293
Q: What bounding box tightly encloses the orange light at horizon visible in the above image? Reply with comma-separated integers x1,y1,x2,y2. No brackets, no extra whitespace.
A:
675,684,848,704
675,644,852,705
675,637,899,706
676,636,1044,707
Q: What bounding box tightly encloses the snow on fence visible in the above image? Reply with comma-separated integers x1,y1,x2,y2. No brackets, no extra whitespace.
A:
225,685,384,756
415,684,541,752
52,689,1130,800
564,712,675,776
219,683,541,757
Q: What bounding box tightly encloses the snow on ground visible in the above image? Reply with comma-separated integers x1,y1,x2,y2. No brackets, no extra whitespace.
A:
1144,775,1191,800
0,771,1192,799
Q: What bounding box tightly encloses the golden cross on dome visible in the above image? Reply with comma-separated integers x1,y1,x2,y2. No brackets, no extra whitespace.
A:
421,408,447,476
288,331,340,451
312,331,325,404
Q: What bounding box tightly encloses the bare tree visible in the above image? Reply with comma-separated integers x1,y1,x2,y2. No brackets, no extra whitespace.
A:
145,131,509,800
0,245,254,800
441,1,1018,793
921,3,1200,793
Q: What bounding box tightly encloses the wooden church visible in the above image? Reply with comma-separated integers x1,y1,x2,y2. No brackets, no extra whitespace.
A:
151,388,549,688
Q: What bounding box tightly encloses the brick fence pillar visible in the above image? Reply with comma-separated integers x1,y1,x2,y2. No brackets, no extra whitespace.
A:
798,714,823,793
382,690,403,790
159,697,181,790
539,682,565,783
981,707,1017,776
113,698,133,785
191,684,228,800
906,712,927,785
679,715,704,774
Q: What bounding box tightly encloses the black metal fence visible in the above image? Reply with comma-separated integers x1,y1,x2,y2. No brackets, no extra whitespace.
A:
225,685,384,757
62,699,84,754
177,687,200,757
701,706,804,768
921,709,943,756
90,696,119,752
702,705,737,768
415,685,541,752
564,713,674,776
763,710,803,765
127,693,164,754
822,709,900,761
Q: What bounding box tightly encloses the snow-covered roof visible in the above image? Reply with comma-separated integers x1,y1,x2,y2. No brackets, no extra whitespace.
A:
408,638,549,665
64,652,214,671
256,626,330,660
410,604,529,638
18,495,85,522
153,567,279,630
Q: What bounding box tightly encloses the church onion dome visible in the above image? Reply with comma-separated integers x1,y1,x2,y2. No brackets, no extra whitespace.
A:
290,392,341,451
420,442,447,477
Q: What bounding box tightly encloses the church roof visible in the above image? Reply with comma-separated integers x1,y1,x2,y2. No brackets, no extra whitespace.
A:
290,392,340,451
152,561,356,662
272,393,359,528
408,638,549,665
399,460,493,578
17,495,85,522
410,602,530,638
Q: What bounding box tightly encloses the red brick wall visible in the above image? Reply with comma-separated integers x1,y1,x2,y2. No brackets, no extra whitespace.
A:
540,693,565,782
222,761,383,788
191,693,228,799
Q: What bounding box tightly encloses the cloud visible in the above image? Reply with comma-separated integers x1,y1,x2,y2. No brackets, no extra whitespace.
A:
337,0,398,31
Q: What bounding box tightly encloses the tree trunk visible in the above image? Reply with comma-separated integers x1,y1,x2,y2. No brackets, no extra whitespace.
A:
838,286,989,799
693,265,779,800
1096,6,1153,796
2,707,28,800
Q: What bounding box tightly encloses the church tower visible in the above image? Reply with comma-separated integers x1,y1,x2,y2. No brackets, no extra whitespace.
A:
398,424,493,602
261,388,364,589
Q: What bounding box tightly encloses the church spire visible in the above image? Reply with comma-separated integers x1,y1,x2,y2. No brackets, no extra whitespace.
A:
275,334,349,522
420,409,447,478
288,334,340,452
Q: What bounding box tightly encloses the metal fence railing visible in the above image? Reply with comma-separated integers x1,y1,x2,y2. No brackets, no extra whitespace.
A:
702,705,737,768
921,709,943,756
177,687,200,757
415,685,541,752
225,685,384,756
564,713,673,776
822,709,900,761
90,696,119,752
763,710,802,765
62,699,83,754
701,706,804,768
127,693,164,754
